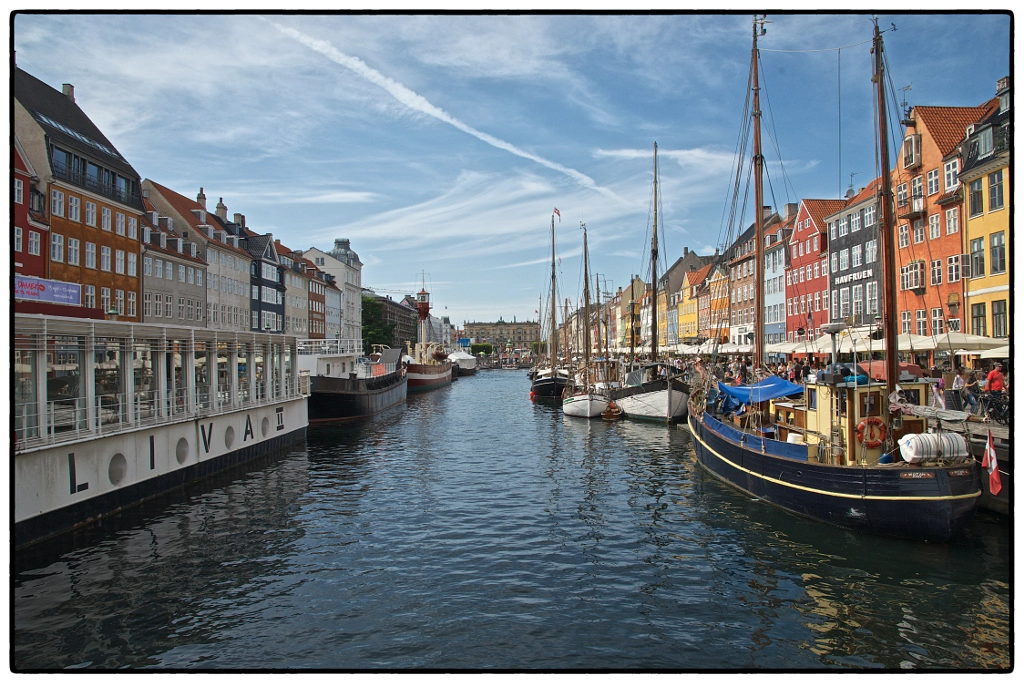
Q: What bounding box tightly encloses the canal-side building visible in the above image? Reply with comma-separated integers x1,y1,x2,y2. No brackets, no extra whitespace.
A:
275,240,310,337
680,263,712,344
243,227,286,333
825,180,882,329
372,294,418,351
958,77,1010,341
143,184,254,332
727,205,787,347
763,218,792,347
15,67,145,321
892,97,998,340
786,198,845,344
304,258,328,339
140,199,208,327
13,136,53,286
696,260,729,343
464,318,541,349
324,278,343,340
300,240,363,344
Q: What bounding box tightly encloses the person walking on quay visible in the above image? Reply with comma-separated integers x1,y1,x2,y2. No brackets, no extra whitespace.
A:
964,371,981,414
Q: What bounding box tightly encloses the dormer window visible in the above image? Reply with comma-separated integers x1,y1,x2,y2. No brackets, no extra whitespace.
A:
977,127,993,157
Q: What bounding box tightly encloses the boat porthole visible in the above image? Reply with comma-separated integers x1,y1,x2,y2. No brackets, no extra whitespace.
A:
176,437,189,464
225,425,235,449
796,471,803,478
261,417,270,437
108,453,127,485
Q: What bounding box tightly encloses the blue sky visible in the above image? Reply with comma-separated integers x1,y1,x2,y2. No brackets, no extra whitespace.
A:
12,12,1011,326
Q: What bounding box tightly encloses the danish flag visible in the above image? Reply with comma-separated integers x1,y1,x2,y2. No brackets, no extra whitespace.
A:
982,430,1002,497
553,207,561,221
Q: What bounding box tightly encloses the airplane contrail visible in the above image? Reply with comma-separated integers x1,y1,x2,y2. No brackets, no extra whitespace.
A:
263,18,619,200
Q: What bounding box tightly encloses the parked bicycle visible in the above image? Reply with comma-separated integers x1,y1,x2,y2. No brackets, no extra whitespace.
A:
978,392,1010,426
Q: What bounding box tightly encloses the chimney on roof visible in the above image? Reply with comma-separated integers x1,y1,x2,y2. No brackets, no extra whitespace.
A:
761,206,772,221
61,84,75,102
216,197,227,221
784,203,798,219
233,213,245,229
997,76,1010,94
197,187,207,210
684,247,689,256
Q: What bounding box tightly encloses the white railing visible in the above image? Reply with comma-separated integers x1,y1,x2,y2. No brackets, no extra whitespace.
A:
297,338,363,356
14,381,308,452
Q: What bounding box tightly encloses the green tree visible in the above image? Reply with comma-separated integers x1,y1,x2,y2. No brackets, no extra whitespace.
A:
470,343,493,356
361,295,396,350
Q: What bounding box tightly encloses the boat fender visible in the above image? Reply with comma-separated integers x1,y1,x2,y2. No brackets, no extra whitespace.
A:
856,417,886,449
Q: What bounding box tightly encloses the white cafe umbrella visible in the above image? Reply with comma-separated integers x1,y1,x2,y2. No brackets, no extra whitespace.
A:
979,344,1010,359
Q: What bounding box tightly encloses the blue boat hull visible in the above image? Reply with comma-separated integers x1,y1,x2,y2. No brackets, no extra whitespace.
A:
688,412,981,542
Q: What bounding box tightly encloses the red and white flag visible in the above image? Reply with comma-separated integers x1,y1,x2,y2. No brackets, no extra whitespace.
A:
982,430,1002,496
553,207,561,221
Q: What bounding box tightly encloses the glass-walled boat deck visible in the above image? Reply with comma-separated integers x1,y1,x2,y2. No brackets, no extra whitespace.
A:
14,313,309,453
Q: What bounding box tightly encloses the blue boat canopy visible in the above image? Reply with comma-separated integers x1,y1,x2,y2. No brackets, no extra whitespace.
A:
718,376,803,404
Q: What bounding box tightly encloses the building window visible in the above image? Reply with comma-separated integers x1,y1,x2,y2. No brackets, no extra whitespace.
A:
67,238,80,266
900,262,924,291
897,183,907,206
196,270,203,287
179,264,186,282
165,295,173,318
926,169,940,195
128,252,137,277
85,242,96,268
828,221,836,240
144,256,152,275
154,259,163,278
14,178,23,204
971,303,986,337
866,281,878,314
84,285,96,309
68,196,80,222
928,214,940,240
947,255,961,283
101,287,111,313
992,300,1007,338
944,159,959,190
839,249,849,270
970,238,985,278
865,239,877,264
901,311,912,334
948,318,961,332
144,292,152,317
187,299,194,320
128,217,138,239
851,244,862,268
930,259,942,286
51,189,65,217
116,289,125,315
128,291,136,317
50,234,64,262
839,288,850,317
930,308,944,335
850,213,861,232
990,231,1005,274
166,262,174,280
916,309,927,336
838,217,849,237
116,212,125,236
15,227,22,252
85,201,97,226
988,170,1004,211
102,207,112,231
945,207,959,235
187,267,195,285
114,249,124,274
969,179,984,216
898,225,909,248
101,246,111,271
178,297,185,319
913,219,925,243
852,285,864,316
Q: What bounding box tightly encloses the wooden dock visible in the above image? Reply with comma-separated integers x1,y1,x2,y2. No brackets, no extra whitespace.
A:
929,418,1009,442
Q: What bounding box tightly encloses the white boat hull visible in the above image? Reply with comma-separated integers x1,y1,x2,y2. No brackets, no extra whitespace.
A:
563,392,610,418
617,387,689,422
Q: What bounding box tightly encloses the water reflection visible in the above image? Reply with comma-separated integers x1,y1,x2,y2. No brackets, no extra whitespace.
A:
14,371,1010,670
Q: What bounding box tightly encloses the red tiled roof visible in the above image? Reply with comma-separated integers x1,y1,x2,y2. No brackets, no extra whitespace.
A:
913,99,999,157
145,179,252,259
687,262,713,286
801,199,847,232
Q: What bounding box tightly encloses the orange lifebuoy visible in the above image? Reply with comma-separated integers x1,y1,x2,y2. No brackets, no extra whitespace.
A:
856,417,886,449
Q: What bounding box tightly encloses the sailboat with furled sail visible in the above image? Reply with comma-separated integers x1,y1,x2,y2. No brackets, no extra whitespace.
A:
563,222,611,418
531,209,570,400
608,143,689,422
686,15,980,542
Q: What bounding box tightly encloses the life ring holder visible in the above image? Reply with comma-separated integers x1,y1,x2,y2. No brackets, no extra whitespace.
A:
856,416,886,449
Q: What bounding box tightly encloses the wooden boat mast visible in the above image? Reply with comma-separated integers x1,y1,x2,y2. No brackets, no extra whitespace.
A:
752,16,767,369
581,222,592,388
650,142,659,363
873,18,899,399
549,212,558,368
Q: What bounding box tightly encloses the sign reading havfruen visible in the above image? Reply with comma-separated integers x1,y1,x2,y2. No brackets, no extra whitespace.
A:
14,275,81,305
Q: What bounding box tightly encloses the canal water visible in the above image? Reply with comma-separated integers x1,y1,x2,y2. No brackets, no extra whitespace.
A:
13,370,1011,670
